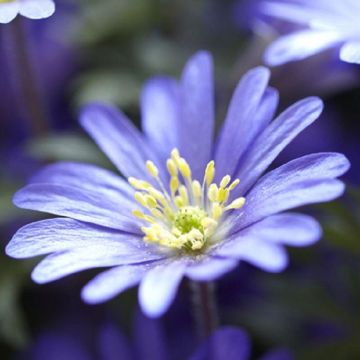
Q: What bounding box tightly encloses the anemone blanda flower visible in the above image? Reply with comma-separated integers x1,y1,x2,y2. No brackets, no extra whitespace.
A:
190,327,293,360
260,0,360,65
6,51,350,318
0,0,55,24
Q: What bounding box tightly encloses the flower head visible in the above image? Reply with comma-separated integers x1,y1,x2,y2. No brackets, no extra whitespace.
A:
0,0,55,24
6,51,350,318
260,0,360,65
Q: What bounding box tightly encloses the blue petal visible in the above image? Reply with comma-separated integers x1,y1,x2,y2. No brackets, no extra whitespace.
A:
138,260,186,318
141,76,180,162
82,263,157,304
340,41,360,64
215,237,288,273
234,97,324,195
133,309,168,360
215,67,270,180
233,213,322,247
231,152,349,232
6,218,148,259
19,0,55,20
189,327,251,360
30,161,134,200
80,103,161,180
178,51,215,180
264,30,342,66
0,2,19,23
98,323,133,360
185,257,238,281
32,245,161,284
13,183,139,232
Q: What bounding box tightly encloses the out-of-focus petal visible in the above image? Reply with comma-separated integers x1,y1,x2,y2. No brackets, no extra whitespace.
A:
189,326,251,360
178,51,214,180
264,30,342,66
133,309,168,360
81,263,157,304
19,0,55,19
340,41,360,64
139,260,186,318
98,323,133,360
215,237,288,273
215,67,270,180
0,2,19,23
185,257,238,281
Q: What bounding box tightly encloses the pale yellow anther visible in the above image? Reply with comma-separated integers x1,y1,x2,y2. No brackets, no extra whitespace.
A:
132,210,155,224
128,177,151,190
204,161,215,186
192,180,202,198
229,179,240,190
178,158,192,179
226,197,246,210
134,192,148,207
211,202,223,220
145,195,157,209
171,148,180,162
133,209,145,219
174,195,184,208
150,208,165,220
170,176,179,195
208,183,219,202
147,187,166,203
218,188,229,203
167,159,178,176
146,161,159,178
179,185,189,205
220,175,231,188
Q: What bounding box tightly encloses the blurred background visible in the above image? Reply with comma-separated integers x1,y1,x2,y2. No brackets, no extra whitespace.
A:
0,0,359,359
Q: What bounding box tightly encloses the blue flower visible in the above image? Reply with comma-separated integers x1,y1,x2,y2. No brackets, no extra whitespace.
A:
6,51,350,318
260,0,360,65
190,327,293,360
0,0,55,24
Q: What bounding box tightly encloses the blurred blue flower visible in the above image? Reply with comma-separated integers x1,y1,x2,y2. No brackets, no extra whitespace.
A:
6,51,349,318
0,0,55,24
26,321,292,360
261,0,360,65
190,327,293,360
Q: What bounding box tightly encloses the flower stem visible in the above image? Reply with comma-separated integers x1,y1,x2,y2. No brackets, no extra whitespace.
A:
190,281,219,339
9,17,48,135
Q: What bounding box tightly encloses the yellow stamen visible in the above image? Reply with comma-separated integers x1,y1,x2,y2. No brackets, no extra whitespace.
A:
225,197,246,210
146,160,159,178
204,161,215,186
128,148,245,252
220,175,231,188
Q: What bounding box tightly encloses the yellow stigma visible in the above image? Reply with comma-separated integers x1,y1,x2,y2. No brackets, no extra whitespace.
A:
128,148,246,253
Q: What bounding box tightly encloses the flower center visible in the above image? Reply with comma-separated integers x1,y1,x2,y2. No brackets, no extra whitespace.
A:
128,149,246,253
